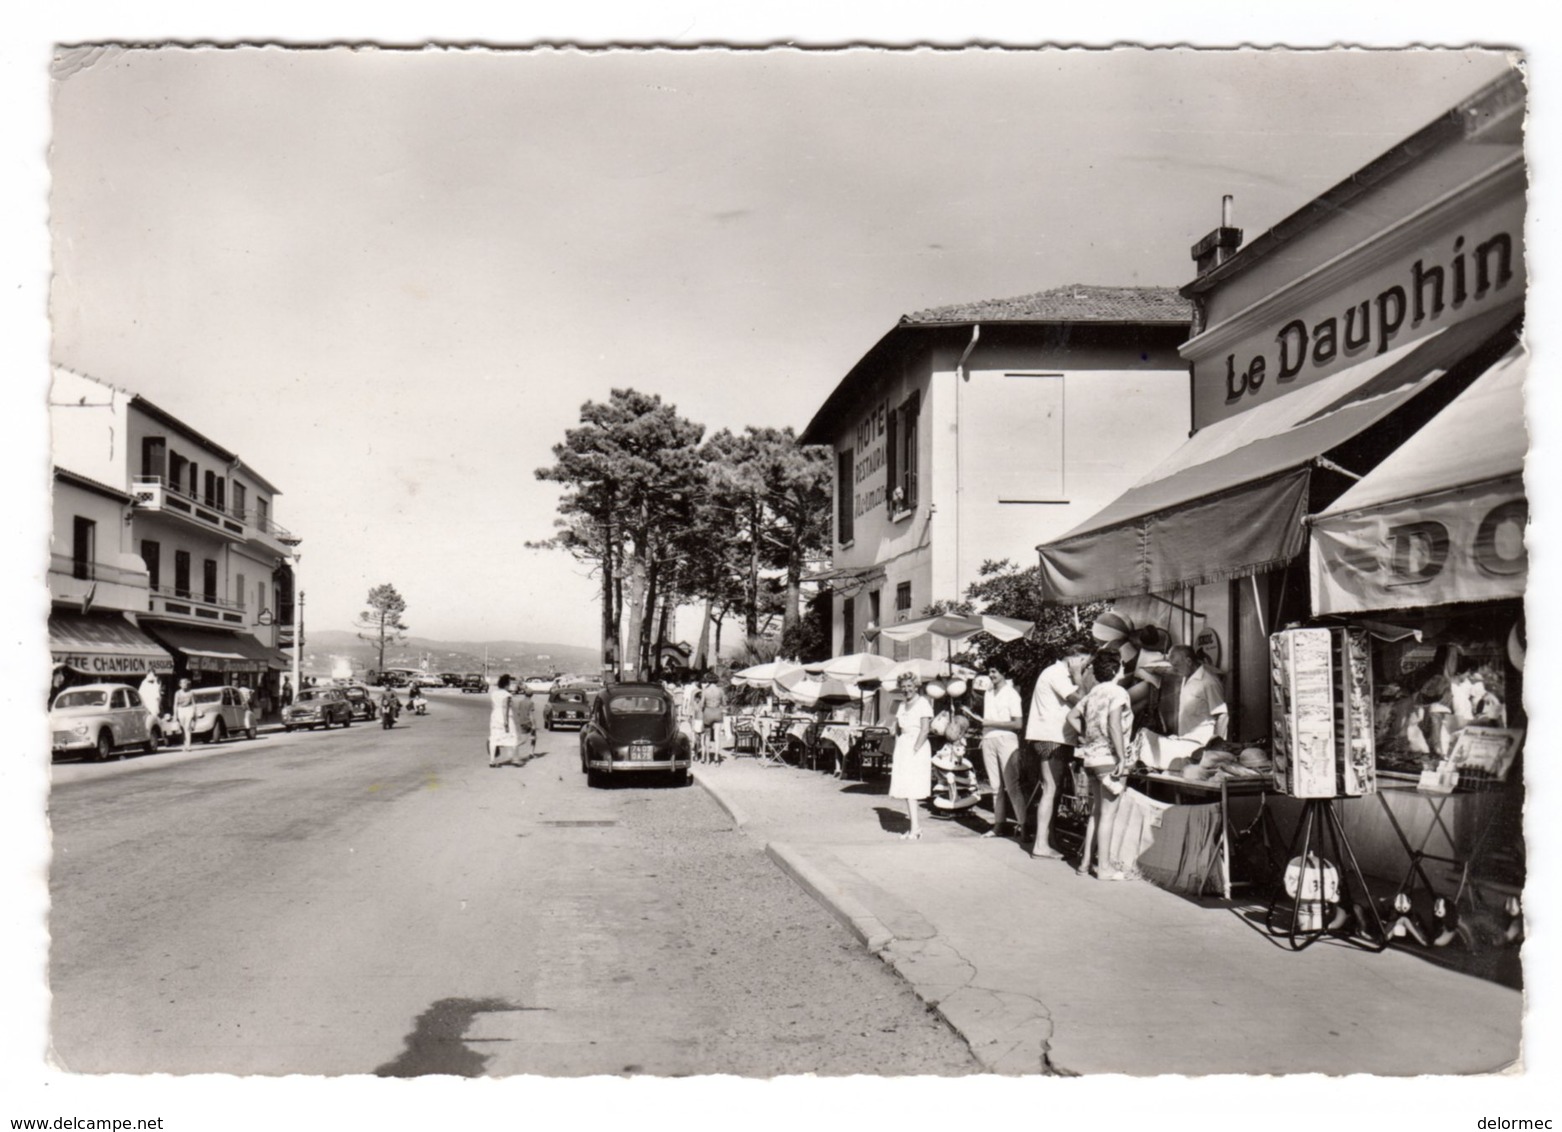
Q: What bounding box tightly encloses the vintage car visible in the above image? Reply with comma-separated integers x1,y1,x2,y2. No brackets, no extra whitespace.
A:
522,675,555,695
411,674,445,689
459,673,489,694
340,684,379,722
282,686,353,730
579,683,691,787
186,685,258,742
543,683,601,730
439,672,463,687
50,683,162,760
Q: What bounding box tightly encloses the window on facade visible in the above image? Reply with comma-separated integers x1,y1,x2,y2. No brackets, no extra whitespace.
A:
216,476,226,512
189,462,200,498
203,559,218,604
237,573,246,610
867,590,881,640
141,540,161,591
842,597,855,655
71,516,96,581
168,453,187,494
232,482,246,520
141,436,166,480
203,470,217,507
885,390,921,515
174,551,191,598
256,496,270,529
836,447,854,544
992,374,1065,502
896,581,912,616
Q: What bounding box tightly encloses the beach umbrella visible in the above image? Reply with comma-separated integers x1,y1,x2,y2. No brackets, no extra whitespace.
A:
883,657,975,683
818,652,898,685
774,667,859,708
876,613,1033,649
732,659,803,688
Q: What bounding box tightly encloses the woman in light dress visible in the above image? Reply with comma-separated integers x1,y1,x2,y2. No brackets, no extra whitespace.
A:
889,672,935,841
172,677,197,751
488,674,517,767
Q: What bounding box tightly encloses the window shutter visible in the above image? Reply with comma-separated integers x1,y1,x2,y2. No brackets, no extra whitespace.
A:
885,405,898,513
902,391,921,511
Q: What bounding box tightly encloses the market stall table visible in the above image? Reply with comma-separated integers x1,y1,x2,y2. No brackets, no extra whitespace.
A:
1130,770,1280,900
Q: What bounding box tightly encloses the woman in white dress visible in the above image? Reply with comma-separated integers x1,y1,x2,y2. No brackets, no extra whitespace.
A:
488,674,517,767
889,673,935,841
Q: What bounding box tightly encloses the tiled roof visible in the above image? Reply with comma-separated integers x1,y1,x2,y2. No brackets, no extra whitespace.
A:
902,284,1191,326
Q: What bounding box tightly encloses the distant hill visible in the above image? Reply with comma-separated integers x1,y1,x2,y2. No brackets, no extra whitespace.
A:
300,630,601,678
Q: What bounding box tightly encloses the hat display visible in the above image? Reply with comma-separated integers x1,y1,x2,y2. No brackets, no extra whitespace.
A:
926,682,947,700
945,678,969,699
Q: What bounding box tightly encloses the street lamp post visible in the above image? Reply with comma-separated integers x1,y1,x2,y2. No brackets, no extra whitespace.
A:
279,537,302,698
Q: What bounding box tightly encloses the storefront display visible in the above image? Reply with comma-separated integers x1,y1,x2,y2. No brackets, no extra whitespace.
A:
1270,627,1375,798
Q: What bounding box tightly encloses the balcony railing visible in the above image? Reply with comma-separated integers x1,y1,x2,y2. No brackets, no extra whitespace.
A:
49,554,151,587
146,582,247,627
132,476,293,545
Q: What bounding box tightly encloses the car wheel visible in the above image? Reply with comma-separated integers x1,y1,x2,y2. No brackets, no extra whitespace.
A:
586,767,604,789
341,714,350,728
283,724,294,733
95,730,114,763
248,723,258,740
211,719,227,744
676,768,692,788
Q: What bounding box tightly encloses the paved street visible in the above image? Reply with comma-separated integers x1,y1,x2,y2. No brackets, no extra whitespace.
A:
49,692,976,1076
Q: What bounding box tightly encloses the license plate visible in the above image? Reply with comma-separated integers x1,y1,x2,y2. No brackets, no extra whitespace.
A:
629,744,654,761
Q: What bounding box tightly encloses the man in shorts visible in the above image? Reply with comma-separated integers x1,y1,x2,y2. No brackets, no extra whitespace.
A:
1025,645,1095,859
966,661,1025,839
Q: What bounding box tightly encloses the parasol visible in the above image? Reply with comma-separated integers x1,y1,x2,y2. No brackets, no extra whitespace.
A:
874,613,1034,670
818,652,898,685
774,667,860,708
732,659,804,689
882,657,975,683
1091,610,1171,663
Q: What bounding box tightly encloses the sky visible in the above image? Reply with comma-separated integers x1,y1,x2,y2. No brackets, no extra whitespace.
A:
8,6,1562,1126
45,46,1517,649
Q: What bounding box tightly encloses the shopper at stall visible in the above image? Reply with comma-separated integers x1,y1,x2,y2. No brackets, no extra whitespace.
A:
1068,648,1135,880
1025,645,1094,860
966,661,1025,840
889,672,935,841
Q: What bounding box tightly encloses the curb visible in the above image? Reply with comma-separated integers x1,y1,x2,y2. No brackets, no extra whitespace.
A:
765,841,895,954
690,766,750,828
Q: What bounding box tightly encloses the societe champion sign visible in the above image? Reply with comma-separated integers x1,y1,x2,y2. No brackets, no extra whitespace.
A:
53,650,175,675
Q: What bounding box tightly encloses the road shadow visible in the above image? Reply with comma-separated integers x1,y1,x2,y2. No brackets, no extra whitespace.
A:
873,805,911,834
375,996,548,1077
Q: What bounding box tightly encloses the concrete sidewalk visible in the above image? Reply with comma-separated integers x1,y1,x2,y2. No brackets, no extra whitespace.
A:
693,757,1522,1077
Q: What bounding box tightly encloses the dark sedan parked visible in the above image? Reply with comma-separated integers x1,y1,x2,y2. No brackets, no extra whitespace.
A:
543,684,600,731
341,684,379,722
579,683,691,787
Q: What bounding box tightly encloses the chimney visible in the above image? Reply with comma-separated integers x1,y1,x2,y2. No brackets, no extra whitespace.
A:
1191,194,1243,277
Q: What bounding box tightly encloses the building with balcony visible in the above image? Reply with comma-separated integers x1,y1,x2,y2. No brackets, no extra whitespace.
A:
799,285,1192,658
50,367,296,699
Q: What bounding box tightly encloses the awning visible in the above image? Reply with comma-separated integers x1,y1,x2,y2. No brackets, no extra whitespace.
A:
141,623,289,675
1038,303,1520,603
1310,345,1527,614
50,610,175,676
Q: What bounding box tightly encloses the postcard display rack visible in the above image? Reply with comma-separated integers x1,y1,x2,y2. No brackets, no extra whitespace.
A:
1265,627,1388,951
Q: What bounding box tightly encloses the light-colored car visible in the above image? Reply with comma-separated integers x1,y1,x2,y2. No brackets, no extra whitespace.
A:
523,675,554,695
186,685,257,743
50,683,162,760
282,686,353,730
412,674,445,689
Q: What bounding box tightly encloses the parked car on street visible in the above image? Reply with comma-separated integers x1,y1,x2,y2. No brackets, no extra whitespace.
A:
523,675,554,695
282,686,353,730
50,683,162,760
340,684,379,722
181,686,258,743
579,682,691,787
439,672,463,687
460,673,488,694
411,674,444,689
543,683,602,730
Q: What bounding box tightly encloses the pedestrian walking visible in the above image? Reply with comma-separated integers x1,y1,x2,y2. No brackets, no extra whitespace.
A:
488,674,518,767
889,673,934,841
138,670,162,736
510,686,540,764
281,677,294,708
699,675,726,764
173,677,197,751
238,684,255,736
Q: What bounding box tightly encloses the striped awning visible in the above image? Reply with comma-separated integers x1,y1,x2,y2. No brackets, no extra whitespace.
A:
50,610,174,676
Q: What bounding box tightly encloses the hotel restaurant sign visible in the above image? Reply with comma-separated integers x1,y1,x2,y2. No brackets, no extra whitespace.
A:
1186,160,1524,430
